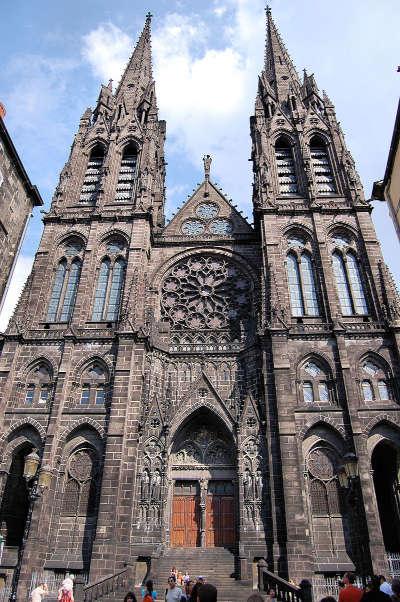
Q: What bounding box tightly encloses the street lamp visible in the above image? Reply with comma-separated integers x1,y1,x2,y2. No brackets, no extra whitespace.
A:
9,449,51,601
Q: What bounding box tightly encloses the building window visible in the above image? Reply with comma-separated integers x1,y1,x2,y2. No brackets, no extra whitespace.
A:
308,447,341,517
80,386,90,405
95,385,106,404
310,135,336,195
332,251,367,316
47,239,84,323
62,449,98,516
115,144,137,202
275,137,298,195
25,385,35,405
38,386,49,404
360,359,392,402
286,252,319,317
92,257,126,321
79,145,105,204
300,360,333,404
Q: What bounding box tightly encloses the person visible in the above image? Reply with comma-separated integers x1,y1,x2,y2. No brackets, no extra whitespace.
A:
380,577,393,597
171,567,178,580
266,588,277,601
182,580,193,601
362,576,391,602
58,577,74,602
123,593,137,602
321,597,337,602
339,573,363,602
166,576,183,602
183,572,190,584
197,583,217,602
30,583,48,602
142,579,157,602
391,579,400,602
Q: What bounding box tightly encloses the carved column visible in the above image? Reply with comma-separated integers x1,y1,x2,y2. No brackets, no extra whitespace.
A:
200,478,208,547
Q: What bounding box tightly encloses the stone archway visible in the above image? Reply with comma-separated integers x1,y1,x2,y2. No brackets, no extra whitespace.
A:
168,408,237,549
372,440,400,553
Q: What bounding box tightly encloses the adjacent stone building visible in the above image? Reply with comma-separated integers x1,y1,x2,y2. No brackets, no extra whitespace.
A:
0,9,400,599
0,104,43,312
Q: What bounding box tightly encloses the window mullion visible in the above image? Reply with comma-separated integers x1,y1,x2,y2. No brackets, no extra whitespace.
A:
343,255,357,315
57,262,71,321
104,261,114,320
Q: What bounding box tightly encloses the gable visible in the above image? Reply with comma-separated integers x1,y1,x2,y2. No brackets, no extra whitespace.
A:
162,180,253,239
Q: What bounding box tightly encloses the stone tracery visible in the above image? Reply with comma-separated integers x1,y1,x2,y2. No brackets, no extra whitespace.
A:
161,255,253,340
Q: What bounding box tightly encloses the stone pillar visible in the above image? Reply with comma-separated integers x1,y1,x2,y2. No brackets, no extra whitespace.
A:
200,478,208,547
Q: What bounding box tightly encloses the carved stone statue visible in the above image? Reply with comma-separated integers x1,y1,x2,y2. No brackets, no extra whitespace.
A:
203,154,212,180
151,470,161,501
255,470,263,498
141,470,150,499
243,470,252,500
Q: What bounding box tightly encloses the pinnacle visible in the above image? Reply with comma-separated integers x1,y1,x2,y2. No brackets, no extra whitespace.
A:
263,7,301,100
114,13,153,103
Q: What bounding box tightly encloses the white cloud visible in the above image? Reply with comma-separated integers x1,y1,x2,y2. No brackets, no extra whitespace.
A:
82,23,133,84
0,255,34,332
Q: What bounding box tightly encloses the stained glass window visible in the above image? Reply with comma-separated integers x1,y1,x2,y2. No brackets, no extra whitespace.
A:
47,260,67,321
59,259,82,322
92,259,110,321
363,361,379,376
275,139,298,195
304,362,321,377
378,380,389,401
95,385,106,405
287,253,303,316
332,252,353,316
300,254,319,316
346,252,368,315
106,258,126,320
362,380,374,401
310,136,336,195
25,385,35,405
80,386,90,405
303,381,314,403
310,479,328,514
318,381,329,402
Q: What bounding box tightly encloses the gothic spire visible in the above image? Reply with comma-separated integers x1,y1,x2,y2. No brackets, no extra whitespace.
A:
263,6,301,101
115,12,154,108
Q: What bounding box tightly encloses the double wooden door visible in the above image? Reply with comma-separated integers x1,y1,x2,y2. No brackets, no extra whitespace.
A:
171,480,235,548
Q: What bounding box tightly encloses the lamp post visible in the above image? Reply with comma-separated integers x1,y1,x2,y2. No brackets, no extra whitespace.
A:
338,453,368,579
9,449,51,602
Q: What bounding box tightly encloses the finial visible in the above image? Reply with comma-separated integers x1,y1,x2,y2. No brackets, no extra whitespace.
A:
108,78,113,91
266,4,271,15
146,11,153,23
203,154,212,181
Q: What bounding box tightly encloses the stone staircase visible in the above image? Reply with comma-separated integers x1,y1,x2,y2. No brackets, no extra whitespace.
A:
148,547,255,602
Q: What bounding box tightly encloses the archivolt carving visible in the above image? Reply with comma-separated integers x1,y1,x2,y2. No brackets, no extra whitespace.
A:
172,424,234,467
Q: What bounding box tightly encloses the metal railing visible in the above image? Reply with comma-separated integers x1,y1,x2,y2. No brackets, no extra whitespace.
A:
257,560,310,602
387,553,400,578
78,567,131,602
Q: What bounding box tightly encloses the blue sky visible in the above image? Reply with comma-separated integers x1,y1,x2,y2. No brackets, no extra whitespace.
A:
0,0,399,328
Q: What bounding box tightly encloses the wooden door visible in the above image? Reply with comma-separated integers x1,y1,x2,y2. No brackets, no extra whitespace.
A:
206,481,235,547
171,482,200,547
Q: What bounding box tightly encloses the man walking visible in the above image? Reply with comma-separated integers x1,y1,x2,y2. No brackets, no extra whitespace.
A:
166,576,182,602
30,582,48,602
338,573,363,602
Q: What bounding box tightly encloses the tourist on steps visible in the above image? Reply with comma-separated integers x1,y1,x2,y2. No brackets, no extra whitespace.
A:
165,575,183,602
30,582,48,602
197,583,217,602
339,573,363,602
142,579,157,602
123,592,137,602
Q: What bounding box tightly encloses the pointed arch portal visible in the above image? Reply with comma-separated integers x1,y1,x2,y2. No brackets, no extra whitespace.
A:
168,408,237,548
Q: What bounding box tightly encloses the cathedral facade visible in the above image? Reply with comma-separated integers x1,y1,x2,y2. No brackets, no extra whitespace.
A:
0,9,400,598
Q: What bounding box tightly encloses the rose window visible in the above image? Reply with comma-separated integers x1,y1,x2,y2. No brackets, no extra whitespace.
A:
161,255,252,333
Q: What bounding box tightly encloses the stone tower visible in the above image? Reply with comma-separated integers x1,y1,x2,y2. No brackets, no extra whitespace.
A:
0,8,400,599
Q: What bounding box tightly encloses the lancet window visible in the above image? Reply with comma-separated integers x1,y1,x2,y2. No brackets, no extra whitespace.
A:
46,238,84,322
275,136,298,195
92,238,127,321
331,233,368,316
79,145,105,204
360,359,391,402
115,143,137,202
310,135,336,195
23,362,53,407
78,362,109,406
299,359,334,404
307,447,341,516
286,235,319,317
